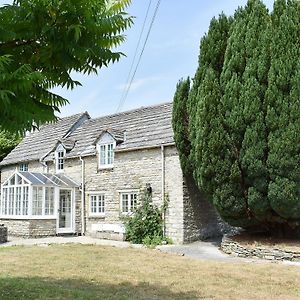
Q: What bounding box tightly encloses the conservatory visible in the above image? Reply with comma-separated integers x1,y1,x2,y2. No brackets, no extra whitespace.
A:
0,171,79,236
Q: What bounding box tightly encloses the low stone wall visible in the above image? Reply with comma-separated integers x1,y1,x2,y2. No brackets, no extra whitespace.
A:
0,219,56,238
221,235,300,262
0,224,8,243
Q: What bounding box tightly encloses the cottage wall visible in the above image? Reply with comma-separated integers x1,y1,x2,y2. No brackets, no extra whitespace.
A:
82,146,186,242
0,145,219,243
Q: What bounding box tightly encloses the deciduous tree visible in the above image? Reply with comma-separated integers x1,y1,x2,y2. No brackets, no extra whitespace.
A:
0,0,133,132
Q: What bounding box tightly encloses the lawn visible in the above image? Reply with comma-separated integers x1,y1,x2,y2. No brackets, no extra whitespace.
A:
0,244,299,300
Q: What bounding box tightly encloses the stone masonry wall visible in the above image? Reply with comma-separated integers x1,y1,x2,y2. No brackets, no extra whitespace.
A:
164,147,184,243
77,146,186,244
75,188,82,234
0,225,7,243
29,219,56,237
0,219,31,237
0,219,56,237
182,174,223,242
221,235,300,262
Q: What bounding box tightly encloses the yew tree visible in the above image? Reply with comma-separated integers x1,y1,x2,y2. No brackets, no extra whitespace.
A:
0,0,133,132
173,0,300,235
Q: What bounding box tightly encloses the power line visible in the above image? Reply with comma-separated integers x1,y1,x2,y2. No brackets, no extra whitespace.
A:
116,0,162,112
118,0,153,108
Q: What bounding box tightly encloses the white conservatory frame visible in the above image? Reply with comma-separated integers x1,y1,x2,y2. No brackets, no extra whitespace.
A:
0,171,77,226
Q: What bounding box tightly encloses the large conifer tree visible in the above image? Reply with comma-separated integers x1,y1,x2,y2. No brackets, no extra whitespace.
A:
172,0,300,234
266,0,300,226
172,78,191,175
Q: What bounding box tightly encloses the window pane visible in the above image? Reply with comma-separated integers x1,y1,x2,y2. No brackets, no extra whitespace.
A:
90,195,97,213
16,175,22,185
100,145,106,165
32,187,43,215
130,193,137,211
15,187,22,215
22,186,29,216
107,144,114,164
57,151,64,170
98,195,105,213
10,175,15,186
1,188,8,215
122,194,129,213
8,187,14,215
45,187,54,215
19,164,28,172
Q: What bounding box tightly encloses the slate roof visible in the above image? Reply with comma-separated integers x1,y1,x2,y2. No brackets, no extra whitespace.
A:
0,102,174,166
66,102,174,158
0,112,90,166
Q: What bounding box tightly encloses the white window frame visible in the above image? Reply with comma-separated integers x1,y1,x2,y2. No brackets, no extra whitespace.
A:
119,190,139,215
55,144,66,173
19,163,28,172
97,142,116,169
89,193,105,217
0,173,56,219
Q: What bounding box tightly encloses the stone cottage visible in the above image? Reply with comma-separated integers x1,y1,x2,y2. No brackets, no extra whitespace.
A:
0,102,220,244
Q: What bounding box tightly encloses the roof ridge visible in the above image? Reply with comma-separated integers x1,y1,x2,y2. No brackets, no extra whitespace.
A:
59,111,89,120
91,101,172,122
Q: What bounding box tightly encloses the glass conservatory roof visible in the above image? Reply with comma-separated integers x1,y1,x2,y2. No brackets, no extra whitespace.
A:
3,172,79,188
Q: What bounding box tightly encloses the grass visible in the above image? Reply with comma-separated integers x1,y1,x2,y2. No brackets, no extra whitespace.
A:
0,244,299,299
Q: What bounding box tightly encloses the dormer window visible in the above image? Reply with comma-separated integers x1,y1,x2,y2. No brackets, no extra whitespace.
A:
96,132,116,169
99,143,114,166
55,144,66,173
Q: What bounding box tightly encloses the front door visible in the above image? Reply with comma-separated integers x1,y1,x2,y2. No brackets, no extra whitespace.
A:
57,189,73,233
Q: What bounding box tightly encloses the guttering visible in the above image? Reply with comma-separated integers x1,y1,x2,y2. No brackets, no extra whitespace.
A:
115,142,175,153
161,144,166,237
65,143,176,159
79,156,86,235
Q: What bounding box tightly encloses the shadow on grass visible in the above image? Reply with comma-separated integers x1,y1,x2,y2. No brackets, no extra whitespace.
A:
0,276,201,300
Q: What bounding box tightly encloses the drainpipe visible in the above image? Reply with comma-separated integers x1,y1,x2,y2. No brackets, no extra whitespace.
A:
79,156,85,235
161,144,166,237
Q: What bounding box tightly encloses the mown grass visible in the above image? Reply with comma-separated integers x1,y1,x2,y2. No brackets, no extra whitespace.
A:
0,244,299,299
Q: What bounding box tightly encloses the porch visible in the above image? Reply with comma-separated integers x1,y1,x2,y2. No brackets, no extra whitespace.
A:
0,171,80,237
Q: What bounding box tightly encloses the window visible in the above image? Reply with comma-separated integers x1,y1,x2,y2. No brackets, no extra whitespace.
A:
120,192,138,214
32,187,43,215
57,151,64,170
90,194,105,216
22,186,29,215
19,163,28,172
45,187,55,215
55,144,66,172
0,174,30,217
98,143,114,167
0,173,55,218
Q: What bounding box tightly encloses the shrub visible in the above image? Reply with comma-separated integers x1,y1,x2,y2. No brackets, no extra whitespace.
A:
124,191,171,246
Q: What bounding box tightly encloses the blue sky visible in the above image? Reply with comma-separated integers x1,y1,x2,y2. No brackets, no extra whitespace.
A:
1,0,274,118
